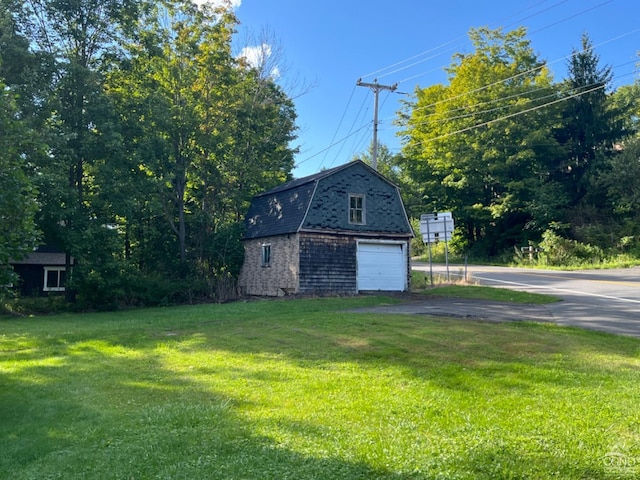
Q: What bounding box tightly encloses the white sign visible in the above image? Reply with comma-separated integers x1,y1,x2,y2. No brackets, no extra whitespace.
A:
420,212,454,243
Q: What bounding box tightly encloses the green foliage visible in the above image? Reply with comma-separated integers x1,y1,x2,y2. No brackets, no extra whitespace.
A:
398,28,638,263
408,217,425,256
3,0,298,310
553,33,622,213
538,229,606,266
0,84,40,300
399,27,563,256
600,137,640,218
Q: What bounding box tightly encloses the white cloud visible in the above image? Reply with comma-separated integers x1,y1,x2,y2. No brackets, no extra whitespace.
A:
239,44,270,68
239,43,280,79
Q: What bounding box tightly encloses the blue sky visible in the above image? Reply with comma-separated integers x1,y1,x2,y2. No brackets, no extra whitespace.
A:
229,0,639,178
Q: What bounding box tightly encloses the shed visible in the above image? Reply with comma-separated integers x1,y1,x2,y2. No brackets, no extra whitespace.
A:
11,247,72,296
238,160,414,296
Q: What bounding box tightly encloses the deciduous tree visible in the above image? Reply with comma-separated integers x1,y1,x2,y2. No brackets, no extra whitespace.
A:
0,84,40,298
399,27,563,255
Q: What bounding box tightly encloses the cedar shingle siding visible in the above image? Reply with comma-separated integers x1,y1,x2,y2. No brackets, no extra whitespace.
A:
299,234,356,294
239,161,413,296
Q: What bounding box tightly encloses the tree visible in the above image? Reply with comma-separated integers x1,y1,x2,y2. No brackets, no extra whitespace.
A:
16,0,140,301
603,139,640,217
609,80,640,140
5,0,298,307
398,27,563,256
352,141,401,181
549,33,627,246
0,3,47,300
596,78,640,250
0,84,40,299
554,34,622,210
105,2,242,271
106,0,297,280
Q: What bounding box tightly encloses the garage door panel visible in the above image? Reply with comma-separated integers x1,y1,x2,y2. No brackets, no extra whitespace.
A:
357,242,406,291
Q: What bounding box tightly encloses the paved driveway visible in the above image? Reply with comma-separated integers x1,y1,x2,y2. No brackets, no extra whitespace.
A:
353,263,640,338
351,296,554,324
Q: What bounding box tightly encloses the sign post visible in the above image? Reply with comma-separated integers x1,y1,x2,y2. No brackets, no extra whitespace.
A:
419,212,455,285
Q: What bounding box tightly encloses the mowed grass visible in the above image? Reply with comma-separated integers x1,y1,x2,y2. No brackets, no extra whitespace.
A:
2,295,640,479
417,284,561,304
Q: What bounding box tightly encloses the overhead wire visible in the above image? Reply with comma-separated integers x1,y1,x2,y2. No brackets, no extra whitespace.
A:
363,0,567,82
406,67,640,151
397,0,623,90
347,90,396,160
366,0,629,160
387,26,640,124
325,92,371,169
296,0,639,170
295,124,372,166
316,84,357,170
297,2,570,171
398,66,638,152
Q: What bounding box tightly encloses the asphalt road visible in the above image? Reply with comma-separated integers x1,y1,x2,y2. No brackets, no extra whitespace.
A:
412,262,640,338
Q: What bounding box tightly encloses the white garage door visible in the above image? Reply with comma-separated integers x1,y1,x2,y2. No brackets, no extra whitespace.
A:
357,242,406,291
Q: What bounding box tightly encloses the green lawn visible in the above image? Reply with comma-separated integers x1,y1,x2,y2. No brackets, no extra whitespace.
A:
2,295,639,479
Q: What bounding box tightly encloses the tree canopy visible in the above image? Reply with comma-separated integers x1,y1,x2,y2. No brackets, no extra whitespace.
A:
1,0,298,308
397,27,636,259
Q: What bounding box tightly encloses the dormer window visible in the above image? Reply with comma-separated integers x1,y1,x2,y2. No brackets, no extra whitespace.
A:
349,194,365,225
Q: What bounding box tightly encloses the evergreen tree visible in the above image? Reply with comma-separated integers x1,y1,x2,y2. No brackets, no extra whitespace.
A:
554,33,623,213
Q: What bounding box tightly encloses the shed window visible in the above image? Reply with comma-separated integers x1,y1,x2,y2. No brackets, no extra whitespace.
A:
43,267,66,292
261,244,271,267
349,194,365,225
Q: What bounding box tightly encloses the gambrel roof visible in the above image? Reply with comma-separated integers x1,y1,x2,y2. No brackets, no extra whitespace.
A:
244,160,413,240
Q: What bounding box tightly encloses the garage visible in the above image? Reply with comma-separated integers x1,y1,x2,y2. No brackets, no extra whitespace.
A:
356,241,407,291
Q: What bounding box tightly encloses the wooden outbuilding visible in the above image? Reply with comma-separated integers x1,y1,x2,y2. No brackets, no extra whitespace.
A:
238,160,414,296
10,247,72,297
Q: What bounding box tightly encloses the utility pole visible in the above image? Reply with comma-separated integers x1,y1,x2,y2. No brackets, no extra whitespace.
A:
356,78,397,170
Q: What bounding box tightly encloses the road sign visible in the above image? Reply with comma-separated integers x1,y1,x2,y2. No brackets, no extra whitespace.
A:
420,212,454,243
419,211,455,285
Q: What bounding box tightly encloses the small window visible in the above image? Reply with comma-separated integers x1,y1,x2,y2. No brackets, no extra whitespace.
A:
261,244,271,267
43,267,66,292
349,194,365,225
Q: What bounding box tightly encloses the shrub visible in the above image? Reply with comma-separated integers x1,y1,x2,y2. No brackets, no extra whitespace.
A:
538,229,606,266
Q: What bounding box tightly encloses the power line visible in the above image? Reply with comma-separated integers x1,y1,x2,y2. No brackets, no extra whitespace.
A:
375,0,624,91
388,26,640,123
324,92,371,169
361,0,568,82
297,1,639,173
405,82,614,150
296,124,371,167
317,84,357,171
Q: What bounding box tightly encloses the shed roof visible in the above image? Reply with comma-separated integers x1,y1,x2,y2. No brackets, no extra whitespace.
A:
10,252,67,265
244,160,412,240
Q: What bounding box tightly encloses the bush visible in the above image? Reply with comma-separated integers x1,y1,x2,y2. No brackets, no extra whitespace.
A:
538,229,606,266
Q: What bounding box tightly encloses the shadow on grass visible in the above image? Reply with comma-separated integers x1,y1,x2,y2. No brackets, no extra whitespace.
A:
0,335,419,480
1,297,637,479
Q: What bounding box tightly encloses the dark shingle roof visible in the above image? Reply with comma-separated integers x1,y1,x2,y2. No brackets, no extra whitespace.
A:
244,181,316,239
10,252,67,265
244,160,412,240
244,163,355,240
